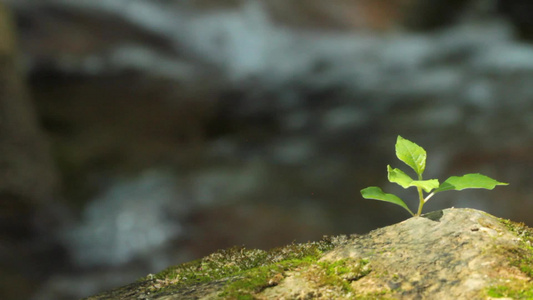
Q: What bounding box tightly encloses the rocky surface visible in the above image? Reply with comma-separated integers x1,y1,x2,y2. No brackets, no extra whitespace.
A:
85,208,533,299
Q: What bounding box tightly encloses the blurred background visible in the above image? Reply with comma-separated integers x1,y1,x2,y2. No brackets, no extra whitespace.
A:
0,0,532,299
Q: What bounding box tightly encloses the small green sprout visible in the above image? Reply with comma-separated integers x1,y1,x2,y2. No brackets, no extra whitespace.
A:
361,136,508,217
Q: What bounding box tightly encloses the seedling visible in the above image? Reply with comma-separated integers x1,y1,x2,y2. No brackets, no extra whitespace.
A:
361,136,508,217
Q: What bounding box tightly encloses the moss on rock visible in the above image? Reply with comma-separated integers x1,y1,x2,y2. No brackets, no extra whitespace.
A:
85,208,533,299
483,219,533,299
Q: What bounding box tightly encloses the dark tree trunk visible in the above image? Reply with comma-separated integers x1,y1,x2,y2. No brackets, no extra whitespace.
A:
0,4,63,299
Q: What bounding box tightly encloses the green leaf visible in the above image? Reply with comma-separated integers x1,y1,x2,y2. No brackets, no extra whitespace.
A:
387,166,439,193
410,180,440,193
395,136,426,177
387,165,414,188
361,186,414,216
434,173,508,193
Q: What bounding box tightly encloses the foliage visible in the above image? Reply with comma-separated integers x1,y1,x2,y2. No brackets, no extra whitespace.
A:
361,136,508,216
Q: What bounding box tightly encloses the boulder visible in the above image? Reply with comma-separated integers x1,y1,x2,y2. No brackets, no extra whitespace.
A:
85,208,533,299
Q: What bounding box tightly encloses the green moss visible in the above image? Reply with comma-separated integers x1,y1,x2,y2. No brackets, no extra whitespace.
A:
143,239,335,296
318,258,371,293
484,219,533,298
136,234,380,299
220,253,373,298
487,285,533,299
499,219,533,277
220,257,372,299
221,257,316,298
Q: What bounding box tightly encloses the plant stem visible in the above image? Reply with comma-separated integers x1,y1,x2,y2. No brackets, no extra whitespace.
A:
416,187,424,216
415,173,425,216
424,192,435,203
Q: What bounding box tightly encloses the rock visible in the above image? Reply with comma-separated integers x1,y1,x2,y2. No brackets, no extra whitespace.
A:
187,0,473,31
401,0,472,30
264,0,412,31
497,0,533,40
84,208,533,299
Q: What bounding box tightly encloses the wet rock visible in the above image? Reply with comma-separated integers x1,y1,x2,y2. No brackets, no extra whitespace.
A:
402,0,471,30
497,0,533,40
185,0,474,31
61,170,188,268
264,0,412,31
84,208,533,299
